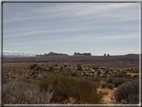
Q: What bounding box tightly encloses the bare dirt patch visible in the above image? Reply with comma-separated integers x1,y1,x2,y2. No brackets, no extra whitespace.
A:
97,87,117,104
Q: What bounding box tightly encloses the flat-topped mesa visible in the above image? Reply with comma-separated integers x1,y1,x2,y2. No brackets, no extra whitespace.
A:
36,52,69,57
74,52,91,56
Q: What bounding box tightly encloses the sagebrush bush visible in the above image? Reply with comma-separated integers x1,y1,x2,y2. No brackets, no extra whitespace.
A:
112,78,127,87
106,77,113,83
114,79,139,104
93,77,101,82
37,74,103,104
3,77,52,104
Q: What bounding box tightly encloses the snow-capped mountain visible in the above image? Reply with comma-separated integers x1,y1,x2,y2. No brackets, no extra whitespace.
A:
3,51,36,57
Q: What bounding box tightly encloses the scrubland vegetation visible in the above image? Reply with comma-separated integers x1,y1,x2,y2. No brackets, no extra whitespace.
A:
3,63,139,104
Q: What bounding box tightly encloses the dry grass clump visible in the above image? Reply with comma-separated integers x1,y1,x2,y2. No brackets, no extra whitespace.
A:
3,75,52,104
37,74,103,104
114,79,139,104
101,83,114,90
69,71,78,77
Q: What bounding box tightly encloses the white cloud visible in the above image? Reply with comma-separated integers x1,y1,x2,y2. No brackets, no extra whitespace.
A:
3,3,139,24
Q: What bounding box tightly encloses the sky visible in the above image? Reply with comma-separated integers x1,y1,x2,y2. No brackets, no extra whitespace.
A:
3,3,140,56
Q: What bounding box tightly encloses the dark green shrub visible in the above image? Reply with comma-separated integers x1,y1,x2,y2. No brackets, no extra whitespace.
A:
101,74,107,78
105,69,109,74
60,66,63,69
77,66,82,70
92,67,99,70
70,71,78,77
98,70,101,75
30,64,38,69
36,66,41,70
54,64,58,66
77,64,81,67
64,65,67,67
114,79,139,104
49,66,54,71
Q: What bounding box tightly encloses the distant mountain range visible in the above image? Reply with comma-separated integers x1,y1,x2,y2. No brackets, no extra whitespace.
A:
2,51,140,58
3,51,36,58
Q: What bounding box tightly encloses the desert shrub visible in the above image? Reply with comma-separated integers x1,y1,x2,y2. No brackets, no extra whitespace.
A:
114,79,139,104
77,64,81,67
93,77,101,82
112,78,127,87
77,66,82,70
64,64,67,67
113,73,123,77
54,64,58,66
101,74,107,78
98,70,101,75
101,83,113,89
37,74,103,104
105,69,109,74
36,66,41,70
49,66,54,71
106,77,113,83
3,79,52,104
92,67,99,70
70,71,78,77
60,66,63,69
30,64,38,69
3,79,10,84
73,80,103,104
77,64,82,70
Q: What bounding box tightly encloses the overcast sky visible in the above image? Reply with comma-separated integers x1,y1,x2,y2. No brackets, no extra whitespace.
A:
3,3,140,56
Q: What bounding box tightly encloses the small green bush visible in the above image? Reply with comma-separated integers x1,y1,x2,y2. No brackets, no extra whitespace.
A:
105,69,109,74
36,66,41,70
98,70,101,75
49,66,54,71
54,64,58,66
64,65,67,67
77,66,82,70
77,64,82,67
60,66,63,69
30,64,38,69
101,74,107,78
92,67,99,70
70,71,78,77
